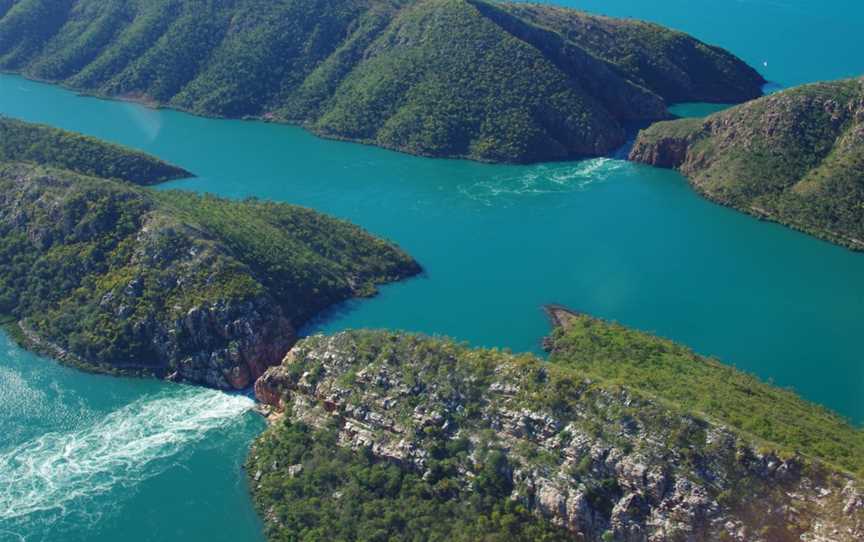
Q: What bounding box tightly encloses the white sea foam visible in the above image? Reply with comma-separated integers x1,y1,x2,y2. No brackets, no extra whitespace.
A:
0,387,253,525
457,158,627,205
0,366,44,420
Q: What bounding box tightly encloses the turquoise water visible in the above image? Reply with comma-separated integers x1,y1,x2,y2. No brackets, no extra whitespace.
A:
1,1,863,540
0,333,264,542
668,103,732,118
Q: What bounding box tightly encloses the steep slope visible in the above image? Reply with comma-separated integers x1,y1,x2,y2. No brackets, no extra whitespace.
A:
0,115,190,184
0,124,419,388
629,77,864,250
251,313,863,541
0,0,764,163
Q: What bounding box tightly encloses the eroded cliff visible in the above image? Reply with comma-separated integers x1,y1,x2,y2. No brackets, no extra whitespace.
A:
0,161,419,388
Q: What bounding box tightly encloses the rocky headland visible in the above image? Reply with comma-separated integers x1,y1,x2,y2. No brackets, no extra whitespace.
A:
629,77,864,250
250,308,863,541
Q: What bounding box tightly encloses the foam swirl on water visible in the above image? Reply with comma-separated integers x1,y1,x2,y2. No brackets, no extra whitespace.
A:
0,386,253,528
457,158,627,205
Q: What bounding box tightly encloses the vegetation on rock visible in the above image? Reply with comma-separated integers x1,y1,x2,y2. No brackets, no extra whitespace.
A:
250,318,863,541
629,77,864,250
0,120,420,388
0,0,764,163
250,421,571,541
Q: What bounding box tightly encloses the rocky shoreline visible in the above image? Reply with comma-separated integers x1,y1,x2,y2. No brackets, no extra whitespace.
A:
248,325,864,541
0,135,420,389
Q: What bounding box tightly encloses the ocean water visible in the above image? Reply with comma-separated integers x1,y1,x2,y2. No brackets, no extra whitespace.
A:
1,1,863,540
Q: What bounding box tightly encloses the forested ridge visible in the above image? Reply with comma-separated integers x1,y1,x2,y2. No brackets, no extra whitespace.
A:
0,0,764,162
0,115,189,184
629,78,864,250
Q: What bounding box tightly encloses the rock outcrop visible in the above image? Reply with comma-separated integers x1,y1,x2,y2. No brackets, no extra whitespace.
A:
252,328,863,541
630,77,864,250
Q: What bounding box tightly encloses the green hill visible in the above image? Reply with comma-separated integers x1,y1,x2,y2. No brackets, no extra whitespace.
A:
251,315,863,541
0,115,190,184
544,307,863,474
629,77,864,250
0,0,764,163
0,120,420,388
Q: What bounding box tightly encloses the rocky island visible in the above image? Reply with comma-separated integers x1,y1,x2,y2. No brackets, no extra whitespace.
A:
0,118,420,388
0,0,764,163
250,307,863,541
629,77,864,250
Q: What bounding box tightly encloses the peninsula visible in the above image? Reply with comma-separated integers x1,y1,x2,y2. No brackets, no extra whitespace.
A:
0,116,191,184
0,118,420,388
250,307,864,541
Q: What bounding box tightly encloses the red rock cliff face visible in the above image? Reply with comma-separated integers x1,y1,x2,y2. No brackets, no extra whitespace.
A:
254,363,293,410
166,298,296,390
89,212,300,390
627,116,710,169
628,132,695,168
